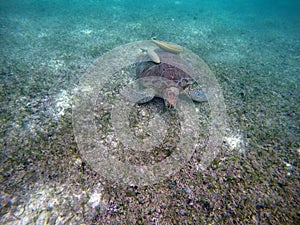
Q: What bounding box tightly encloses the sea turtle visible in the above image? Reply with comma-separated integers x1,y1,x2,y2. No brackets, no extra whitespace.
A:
126,46,207,107
120,39,207,107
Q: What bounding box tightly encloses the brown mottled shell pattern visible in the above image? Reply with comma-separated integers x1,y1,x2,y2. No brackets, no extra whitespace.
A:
136,49,195,90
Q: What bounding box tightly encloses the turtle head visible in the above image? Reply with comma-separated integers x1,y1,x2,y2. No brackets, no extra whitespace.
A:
163,86,180,108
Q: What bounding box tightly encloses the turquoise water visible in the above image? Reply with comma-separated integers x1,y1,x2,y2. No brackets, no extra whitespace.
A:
1,0,299,224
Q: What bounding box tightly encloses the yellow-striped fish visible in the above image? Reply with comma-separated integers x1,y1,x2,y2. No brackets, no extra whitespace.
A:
151,38,184,54
147,49,161,63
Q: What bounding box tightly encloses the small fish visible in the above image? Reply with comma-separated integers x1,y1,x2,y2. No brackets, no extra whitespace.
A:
147,49,161,63
151,38,184,54
140,48,161,63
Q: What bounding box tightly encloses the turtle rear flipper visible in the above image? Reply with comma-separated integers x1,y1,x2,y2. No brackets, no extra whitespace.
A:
189,89,208,102
120,87,155,104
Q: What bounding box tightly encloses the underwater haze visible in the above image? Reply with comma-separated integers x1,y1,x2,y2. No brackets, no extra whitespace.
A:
1,0,299,224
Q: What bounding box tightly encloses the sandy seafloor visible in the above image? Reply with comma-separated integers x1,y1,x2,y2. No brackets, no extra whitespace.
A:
0,0,299,224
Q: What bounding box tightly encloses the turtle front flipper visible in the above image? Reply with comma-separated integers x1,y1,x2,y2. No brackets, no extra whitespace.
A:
120,87,155,104
189,88,208,102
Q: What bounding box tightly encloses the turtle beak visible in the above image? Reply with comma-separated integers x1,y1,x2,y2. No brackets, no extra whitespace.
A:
166,99,176,108
163,87,179,108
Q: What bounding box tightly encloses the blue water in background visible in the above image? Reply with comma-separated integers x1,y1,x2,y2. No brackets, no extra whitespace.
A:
1,0,299,63
1,0,299,37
